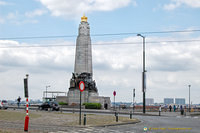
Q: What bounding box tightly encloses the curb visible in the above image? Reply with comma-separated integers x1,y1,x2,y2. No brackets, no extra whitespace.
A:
76,120,141,128
94,120,141,127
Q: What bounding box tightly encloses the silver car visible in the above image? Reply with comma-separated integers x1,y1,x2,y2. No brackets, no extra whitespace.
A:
0,100,8,109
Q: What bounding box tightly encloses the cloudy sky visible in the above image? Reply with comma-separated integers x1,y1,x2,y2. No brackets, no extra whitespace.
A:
0,0,200,104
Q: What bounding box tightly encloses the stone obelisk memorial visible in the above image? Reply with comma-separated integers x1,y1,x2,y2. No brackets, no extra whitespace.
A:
66,15,110,109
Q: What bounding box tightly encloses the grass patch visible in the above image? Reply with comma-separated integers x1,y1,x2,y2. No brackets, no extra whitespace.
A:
84,114,139,126
0,129,11,133
0,129,26,133
58,102,68,105
83,103,101,109
60,113,139,126
0,110,41,121
0,110,139,128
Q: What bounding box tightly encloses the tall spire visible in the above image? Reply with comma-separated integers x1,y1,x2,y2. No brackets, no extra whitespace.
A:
74,14,92,75
81,14,87,22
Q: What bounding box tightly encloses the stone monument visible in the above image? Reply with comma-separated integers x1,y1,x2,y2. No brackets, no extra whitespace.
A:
64,15,110,109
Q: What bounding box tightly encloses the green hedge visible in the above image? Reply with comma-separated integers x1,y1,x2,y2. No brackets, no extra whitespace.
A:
58,102,68,105
83,103,101,109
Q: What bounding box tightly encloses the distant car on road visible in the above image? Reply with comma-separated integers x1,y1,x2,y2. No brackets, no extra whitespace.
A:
38,101,60,111
0,100,8,109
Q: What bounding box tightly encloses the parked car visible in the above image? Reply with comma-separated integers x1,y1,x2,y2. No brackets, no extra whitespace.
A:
0,100,8,109
38,101,60,111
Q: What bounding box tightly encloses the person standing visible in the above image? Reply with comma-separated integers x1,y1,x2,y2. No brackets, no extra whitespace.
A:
17,96,21,108
180,105,183,111
164,104,167,112
159,105,162,116
173,105,176,112
169,105,172,112
180,105,184,115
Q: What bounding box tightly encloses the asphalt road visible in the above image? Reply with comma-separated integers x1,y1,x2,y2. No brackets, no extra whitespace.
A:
48,114,200,133
92,115,200,133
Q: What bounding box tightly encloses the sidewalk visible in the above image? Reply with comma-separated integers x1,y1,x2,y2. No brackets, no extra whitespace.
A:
60,107,189,117
145,111,183,117
8,105,199,117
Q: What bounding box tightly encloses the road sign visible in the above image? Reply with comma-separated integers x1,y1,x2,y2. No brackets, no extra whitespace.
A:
113,91,116,96
79,81,85,92
79,81,85,125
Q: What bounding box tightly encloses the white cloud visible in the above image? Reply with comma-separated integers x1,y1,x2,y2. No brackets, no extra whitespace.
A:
180,0,200,8
0,35,200,103
38,0,132,18
2,11,39,25
25,9,48,18
0,17,4,24
0,0,8,6
164,2,181,10
6,12,18,20
164,0,200,10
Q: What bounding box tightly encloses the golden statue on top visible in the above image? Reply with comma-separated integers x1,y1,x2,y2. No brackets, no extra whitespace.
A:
81,14,87,22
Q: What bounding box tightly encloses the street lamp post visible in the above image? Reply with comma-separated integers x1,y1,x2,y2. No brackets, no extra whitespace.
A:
137,34,146,114
46,85,50,101
133,88,135,113
26,74,29,79
188,85,191,112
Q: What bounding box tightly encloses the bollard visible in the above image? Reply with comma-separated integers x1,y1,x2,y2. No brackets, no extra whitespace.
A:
24,98,29,132
115,113,118,122
83,114,86,126
24,115,29,131
130,111,132,119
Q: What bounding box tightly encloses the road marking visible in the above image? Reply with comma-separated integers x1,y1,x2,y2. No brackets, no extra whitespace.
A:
185,116,191,118
176,116,199,119
49,127,135,133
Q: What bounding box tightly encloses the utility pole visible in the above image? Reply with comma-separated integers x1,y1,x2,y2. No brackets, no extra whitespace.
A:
137,34,146,114
188,85,191,112
133,88,135,112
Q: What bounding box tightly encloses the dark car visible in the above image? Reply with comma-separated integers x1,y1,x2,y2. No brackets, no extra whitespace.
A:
38,101,60,111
